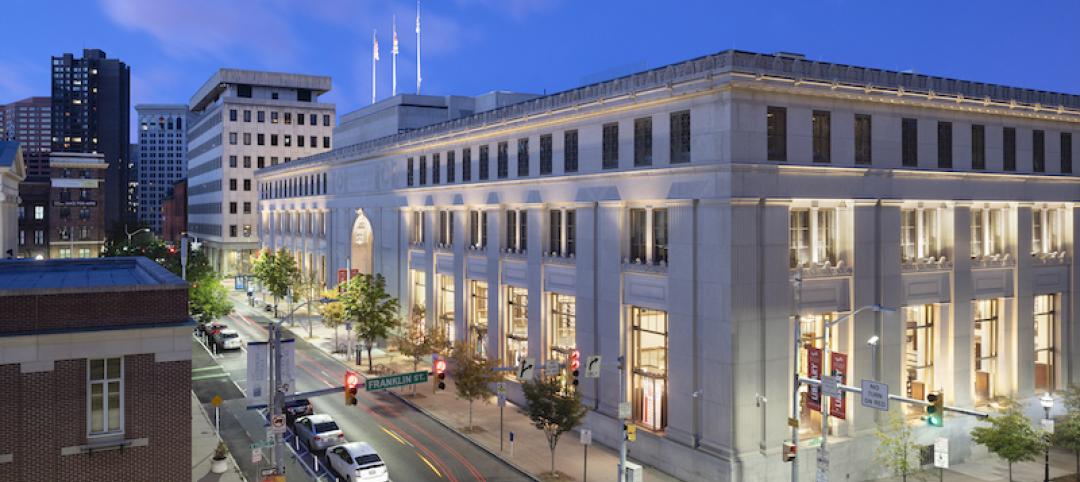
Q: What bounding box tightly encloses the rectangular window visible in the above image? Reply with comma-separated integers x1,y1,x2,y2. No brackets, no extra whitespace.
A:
902,118,918,167
407,157,414,186
549,210,562,257
631,306,667,431
419,156,427,186
229,202,237,214
243,156,251,168
506,210,517,252
789,208,838,268
1034,294,1056,392
539,134,553,175
229,132,238,145
517,138,529,177
812,110,830,163
432,153,441,185
1003,127,1016,171
411,211,424,244
550,294,576,357
972,124,986,170
243,202,251,214
652,208,668,265
438,210,453,246
229,179,237,191
323,137,330,148
670,110,691,164
88,357,123,435
243,110,251,122
937,121,953,168
565,210,576,256
257,111,265,123
229,155,237,168
469,281,489,359
903,305,935,405
564,130,579,173
243,179,251,191
271,134,278,146
767,106,787,161
497,142,509,179
1061,133,1073,174
257,156,265,169
470,210,488,248
229,109,237,122
1033,130,1045,172
446,151,456,183
323,114,331,126
602,123,619,169
901,208,939,262
629,208,647,263
973,299,999,400
854,114,872,165
297,135,305,147
35,206,44,220
297,112,305,125
284,112,292,125
437,275,455,344
789,210,810,268
257,133,265,146
1032,208,1063,254
505,287,529,373
462,148,472,182
410,270,426,328
479,145,490,180
634,117,653,166
970,207,1005,258
271,112,279,124
310,114,317,126
284,135,291,147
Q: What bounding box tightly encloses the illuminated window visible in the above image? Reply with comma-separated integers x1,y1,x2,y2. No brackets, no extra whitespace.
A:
973,299,999,401
1032,208,1063,255
903,305,935,410
901,207,940,263
469,281,489,359
631,307,667,431
790,208,836,268
88,357,123,435
504,287,529,374
970,208,1006,258
1035,294,1056,392
437,275,455,344
409,269,426,330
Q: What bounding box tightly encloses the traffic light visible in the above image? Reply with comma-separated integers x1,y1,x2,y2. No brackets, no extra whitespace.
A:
569,350,581,386
926,391,944,427
344,371,359,406
434,357,447,390
782,441,797,463
625,423,637,442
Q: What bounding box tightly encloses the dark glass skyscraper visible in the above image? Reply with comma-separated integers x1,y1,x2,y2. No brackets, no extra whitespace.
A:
51,49,131,231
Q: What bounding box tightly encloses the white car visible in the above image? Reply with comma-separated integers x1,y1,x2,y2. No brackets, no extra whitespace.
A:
327,442,388,482
215,329,243,350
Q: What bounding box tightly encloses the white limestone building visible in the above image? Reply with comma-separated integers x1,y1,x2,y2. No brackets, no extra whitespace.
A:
187,69,334,274
255,50,1080,481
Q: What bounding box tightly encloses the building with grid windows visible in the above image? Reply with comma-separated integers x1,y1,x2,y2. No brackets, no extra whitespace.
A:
2,97,52,258
256,50,1080,481
186,69,334,275
135,104,187,234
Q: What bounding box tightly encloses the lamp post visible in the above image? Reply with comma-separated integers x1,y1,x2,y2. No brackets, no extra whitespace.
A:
1041,392,1054,482
125,226,150,244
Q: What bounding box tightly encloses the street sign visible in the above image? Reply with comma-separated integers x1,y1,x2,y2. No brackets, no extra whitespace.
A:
787,417,799,428
933,437,949,468
345,322,352,332
271,415,286,434
618,402,631,420
252,447,263,463
518,358,536,380
496,382,507,394
364,370,429,391
545,359,560,374
580,429,592,446
585,355,601,378
860,379,889,411
498,392,506,407
250,439,275,450
247,342,269,405
829,352,848,419
211,395,223,407
821,375,841,399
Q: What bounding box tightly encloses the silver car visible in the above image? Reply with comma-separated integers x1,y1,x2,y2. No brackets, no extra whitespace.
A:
327,442,389,482
293,414,344,453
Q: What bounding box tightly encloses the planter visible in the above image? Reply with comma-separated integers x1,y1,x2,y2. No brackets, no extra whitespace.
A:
211,457,229,474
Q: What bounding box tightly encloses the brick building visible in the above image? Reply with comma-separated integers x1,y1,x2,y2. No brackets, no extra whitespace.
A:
0,257,192,481
161,179,187,243
48,152,107,258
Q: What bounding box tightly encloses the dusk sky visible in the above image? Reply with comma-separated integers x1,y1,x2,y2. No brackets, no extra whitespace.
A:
2,0,1078,132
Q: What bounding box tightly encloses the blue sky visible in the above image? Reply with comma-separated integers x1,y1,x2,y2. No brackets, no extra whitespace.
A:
2,0,1078,134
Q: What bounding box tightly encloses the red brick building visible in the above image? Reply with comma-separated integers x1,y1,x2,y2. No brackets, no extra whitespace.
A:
0,257,192,481
48,152,107,258
161,179,186,243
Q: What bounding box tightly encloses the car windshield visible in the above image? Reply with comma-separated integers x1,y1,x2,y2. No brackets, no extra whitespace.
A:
355,454,383,468
314,421,339,433
223,333,239,339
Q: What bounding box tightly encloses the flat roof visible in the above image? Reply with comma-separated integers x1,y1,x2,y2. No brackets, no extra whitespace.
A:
0,257,186,296
190,68,332,111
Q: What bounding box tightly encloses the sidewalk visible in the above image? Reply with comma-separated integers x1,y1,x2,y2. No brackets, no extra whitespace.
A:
192,392,246,482
245,304,679,482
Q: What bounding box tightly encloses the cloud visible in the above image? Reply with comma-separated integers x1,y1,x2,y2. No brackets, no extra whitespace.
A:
453,0,561,18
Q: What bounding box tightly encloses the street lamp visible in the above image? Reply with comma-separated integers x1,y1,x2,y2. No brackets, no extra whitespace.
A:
866,335,880,381
125,226,150,243
1041,392,1054,482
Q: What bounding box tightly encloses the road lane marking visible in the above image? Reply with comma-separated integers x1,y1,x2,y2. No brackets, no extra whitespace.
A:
192,366,223,372
191,372,232,381
418,453,443,478
380,427,411,447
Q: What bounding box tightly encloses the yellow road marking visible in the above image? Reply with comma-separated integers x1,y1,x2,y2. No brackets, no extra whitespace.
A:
381,426,410,446
418,453,442,478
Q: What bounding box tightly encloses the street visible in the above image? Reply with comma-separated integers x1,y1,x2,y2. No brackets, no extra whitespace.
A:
192,298,531,482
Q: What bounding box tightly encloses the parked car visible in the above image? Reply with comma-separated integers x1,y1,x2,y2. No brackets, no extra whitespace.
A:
214,329,242,350
294,414,345,453
284,398,313,427
326,442,388,482
198,321,227,338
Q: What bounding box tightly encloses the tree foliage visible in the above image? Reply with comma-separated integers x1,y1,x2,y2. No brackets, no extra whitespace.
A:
451,342,498,430
875,410,920,481
971,400,1047,481
1055,385,1080,477
320,289,346,353
339,274,401,371
189,275,234,324
252,249,300,317
522,376,588,476
295,270,324,338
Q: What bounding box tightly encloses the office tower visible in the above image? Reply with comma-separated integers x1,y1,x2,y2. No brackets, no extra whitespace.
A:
135,104,187,234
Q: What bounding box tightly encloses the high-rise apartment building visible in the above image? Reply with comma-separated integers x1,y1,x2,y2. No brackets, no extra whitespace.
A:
187,69,333,274
135,104,187,234
2,97,52,258
51,49,132,231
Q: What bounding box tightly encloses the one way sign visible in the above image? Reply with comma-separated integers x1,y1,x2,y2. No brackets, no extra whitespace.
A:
518,358,536,380
585,355,602,378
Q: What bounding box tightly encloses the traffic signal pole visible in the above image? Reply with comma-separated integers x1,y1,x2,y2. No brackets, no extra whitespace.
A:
271,319,285,475
790,271,802,482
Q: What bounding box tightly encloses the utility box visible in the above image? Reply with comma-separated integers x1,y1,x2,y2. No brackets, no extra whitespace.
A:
624,462,643,482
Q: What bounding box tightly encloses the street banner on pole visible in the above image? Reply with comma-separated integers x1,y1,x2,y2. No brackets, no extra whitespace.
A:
247,342,268,404
280,339,296,395
933,437,949,468
807,347,822,412
829,352,847,419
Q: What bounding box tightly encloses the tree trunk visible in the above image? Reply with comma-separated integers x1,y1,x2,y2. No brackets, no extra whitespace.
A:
333,326,339,354
367,343,374,372
550,444,556,475
413,360,419,395
1008,461,1012,482
1075,450,1079,480
273,295,279,318
468,401,473,431
307,303,313,339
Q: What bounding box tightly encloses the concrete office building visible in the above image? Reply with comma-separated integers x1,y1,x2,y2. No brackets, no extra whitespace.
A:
161,179,187,243
135,104,187,234
2,97,52,258
256,50,1080,481
187,69,334,275
0,257,192,481
0,142,26,257
51,49,132,230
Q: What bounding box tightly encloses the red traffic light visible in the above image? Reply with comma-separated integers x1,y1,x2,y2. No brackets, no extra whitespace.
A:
345,371,360,389
434,359,447,375
569,350,581,371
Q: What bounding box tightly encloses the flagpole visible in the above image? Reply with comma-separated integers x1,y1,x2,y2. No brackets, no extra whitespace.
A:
372,29,378,104
416,0,421,94
392,15,398,97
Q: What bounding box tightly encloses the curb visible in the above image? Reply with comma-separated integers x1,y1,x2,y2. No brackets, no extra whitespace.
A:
192,391,249,482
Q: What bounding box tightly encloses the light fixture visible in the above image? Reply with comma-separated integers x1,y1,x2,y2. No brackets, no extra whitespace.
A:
866,335,880,347
1040,392,1054,410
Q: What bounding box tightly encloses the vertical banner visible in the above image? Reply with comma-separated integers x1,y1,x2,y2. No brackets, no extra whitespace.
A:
807,347,822,412
280,339,296,395
830,352,848,419
246,342,269,404
337,269,360,290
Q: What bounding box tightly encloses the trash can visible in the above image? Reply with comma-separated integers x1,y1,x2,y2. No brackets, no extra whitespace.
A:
624,462,643,482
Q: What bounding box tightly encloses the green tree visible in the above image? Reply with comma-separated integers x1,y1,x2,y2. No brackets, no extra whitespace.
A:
295,270,324,338
340,274,401,372
252,249,299,318
451,342,498,431
875,410,920,482
320,289,346,353
189,274,234,324
396,322,431,396
1054,411,1080,477
522,376,588,477
971,400,1047,481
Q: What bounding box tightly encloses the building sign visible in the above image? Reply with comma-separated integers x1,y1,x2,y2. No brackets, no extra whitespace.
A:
807,347,822,412
829,352,847,419
52,200,97,207
51,178,100,189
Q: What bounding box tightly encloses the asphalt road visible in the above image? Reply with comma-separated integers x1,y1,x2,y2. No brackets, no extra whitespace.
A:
199,301,531,482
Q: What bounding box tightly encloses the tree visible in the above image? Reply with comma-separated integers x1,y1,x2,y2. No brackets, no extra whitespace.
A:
340,274,401,372
971,400,1047,481
875,410,920,482
189,273,234,324
396,322,431,396
451,342,498,431
252,249,299,318
522,376,588,477
295,270,324,338
1054,410,1080,477
320,289,346,354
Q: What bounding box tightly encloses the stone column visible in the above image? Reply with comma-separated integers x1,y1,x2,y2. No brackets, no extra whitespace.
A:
596,201,624,418
486,206,503,365
575,203,600,408
526,206,544,365
950,203,974,407
453,206,468,346
1014,205,1035,396
424,209,436,334
1067,207,1080,387
664,199,696,447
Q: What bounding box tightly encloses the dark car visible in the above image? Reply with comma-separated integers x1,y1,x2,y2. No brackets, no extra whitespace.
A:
198,321,227,338
284,398,313,427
